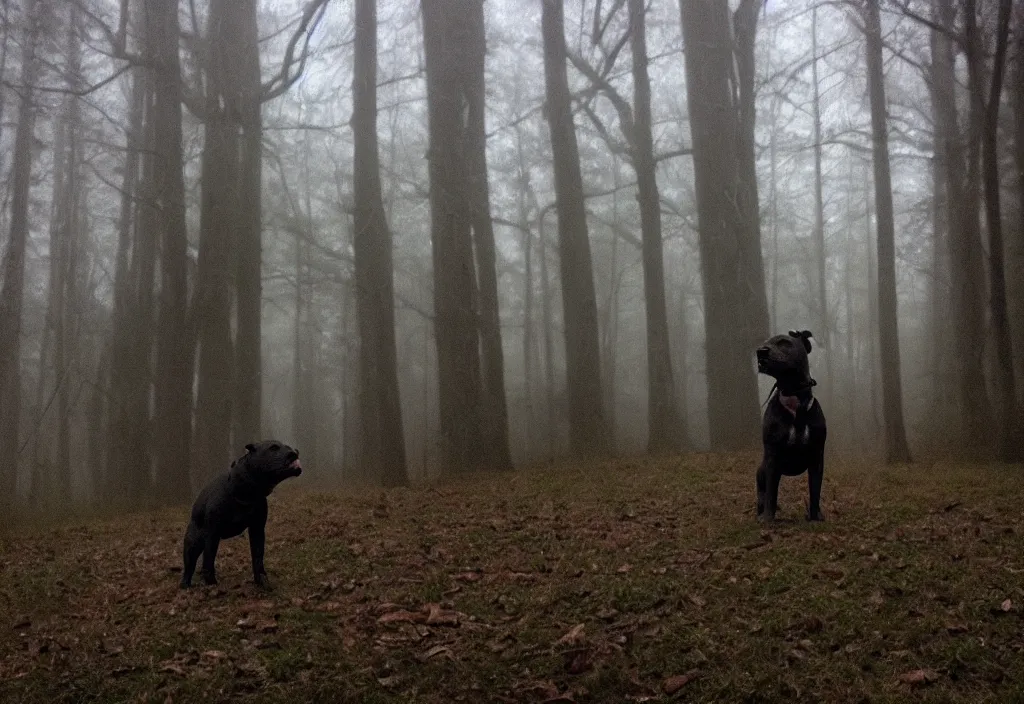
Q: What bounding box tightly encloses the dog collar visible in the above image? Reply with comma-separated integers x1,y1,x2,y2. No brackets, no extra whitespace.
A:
778,392,815,417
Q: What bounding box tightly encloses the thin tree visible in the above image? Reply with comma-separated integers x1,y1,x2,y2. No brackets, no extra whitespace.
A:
352,0,408,486
970,0,1020,461
541,0,609,457
862,0,912,464
0,0,41,518
628,0,683,453
147,0,194,502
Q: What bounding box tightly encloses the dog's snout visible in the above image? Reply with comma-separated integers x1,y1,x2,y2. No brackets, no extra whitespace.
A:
756,346,769,360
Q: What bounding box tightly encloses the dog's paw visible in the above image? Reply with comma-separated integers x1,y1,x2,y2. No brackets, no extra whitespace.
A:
757,512,776,524
806,511,826,522
254,574,274,590
201,574,218,586
179,580,192,590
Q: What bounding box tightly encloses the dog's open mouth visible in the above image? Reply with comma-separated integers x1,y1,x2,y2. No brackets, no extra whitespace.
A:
287,457,302,476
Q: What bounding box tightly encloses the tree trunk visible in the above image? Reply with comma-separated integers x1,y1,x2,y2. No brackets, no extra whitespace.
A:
732,0,771,347
541,0,609,458
678,0,762,450
927,11,953,433
863,0,911,464
0,0,40,517
810,6,834,410
972,0,1020,461
422,0,485,471
515,127,536,458
627,0,682,454
108,57,156,503
194,0,240,487
463,0,512,471
234,0,263,448
148,0,194,504
352,0,409,486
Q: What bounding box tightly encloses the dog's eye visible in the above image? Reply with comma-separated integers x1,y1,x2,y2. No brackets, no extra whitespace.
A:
270,443,281,452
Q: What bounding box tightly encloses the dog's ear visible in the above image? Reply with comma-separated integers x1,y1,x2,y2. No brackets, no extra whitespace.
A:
245,443,257,453
788,330,814,354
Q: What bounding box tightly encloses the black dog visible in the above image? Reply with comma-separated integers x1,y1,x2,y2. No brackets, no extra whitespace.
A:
755,330,826,523
180,441,302,589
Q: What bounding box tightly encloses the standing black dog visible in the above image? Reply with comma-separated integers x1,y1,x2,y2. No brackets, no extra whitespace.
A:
755,330,826,523
180,441,302,589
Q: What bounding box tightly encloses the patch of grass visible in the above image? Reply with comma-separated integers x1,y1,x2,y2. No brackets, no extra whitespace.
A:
2,453,1024,702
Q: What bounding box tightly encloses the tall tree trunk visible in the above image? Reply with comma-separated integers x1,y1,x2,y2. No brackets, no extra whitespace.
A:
422,0,485,471
810,6,834,410
0,0,40,517
927,14,952,429
541,0,609,458
352,0,408,486
463,0,512,471
678,0,762,450
148,0,194,503
1015,5,1024,395
234,0,263,448
732,0,770,347
108,59,156,503
627,0,682,454
538,211,557,456
194,0,240,486
515,127,536,458
863,0,912,464
972,0,1020,461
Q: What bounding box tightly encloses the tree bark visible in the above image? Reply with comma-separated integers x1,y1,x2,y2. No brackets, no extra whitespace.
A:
0,0,40,517
678,0,762,450
422,0,485,471
194,0,240,487
971,0,1021,461
810,6,834,410
148,0,194,503
463,0,512,471
541,0,609,458
627,0,682,454
863,0,912,464
234,0,263,448
352,0,409,486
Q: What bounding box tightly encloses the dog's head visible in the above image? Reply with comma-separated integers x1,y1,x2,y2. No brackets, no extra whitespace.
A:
755,330,816,392
230,440,302,494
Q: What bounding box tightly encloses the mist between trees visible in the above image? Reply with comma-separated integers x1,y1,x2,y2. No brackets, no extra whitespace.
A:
0,0,1021,523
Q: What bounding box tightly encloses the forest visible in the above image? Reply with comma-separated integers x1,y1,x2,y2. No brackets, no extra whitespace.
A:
0,0,1021,511
1,0,1024,701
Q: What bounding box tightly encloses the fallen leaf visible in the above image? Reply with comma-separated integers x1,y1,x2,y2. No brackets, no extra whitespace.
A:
12,616,31,630
201,650,228,661
564,648,590,674
415,645,452,663
663,672,696,694
1001,599,1013,613
898,669,939,686
377,609,424,625
617,564,633,574
424,603,460,626
687,593,706,608
945,623,968,634
453,571,482,583
557,623,586,646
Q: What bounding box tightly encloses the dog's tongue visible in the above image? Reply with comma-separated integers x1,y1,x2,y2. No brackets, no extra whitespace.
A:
290,458,302,470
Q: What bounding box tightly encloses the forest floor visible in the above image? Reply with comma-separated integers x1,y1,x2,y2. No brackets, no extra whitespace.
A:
2,453,1024,703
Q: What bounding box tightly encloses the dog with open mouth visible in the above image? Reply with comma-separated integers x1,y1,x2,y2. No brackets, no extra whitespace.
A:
754,330,826,523
180,441,303,588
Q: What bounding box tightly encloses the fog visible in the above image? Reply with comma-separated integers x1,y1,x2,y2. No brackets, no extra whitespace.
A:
0,0,1021,521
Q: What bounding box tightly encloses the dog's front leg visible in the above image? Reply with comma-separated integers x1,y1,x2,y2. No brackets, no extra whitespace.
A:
760,455,782,523
807,448,825,521
249,501,271,588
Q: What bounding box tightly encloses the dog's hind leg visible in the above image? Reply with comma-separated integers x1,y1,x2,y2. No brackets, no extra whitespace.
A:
180,525,204,588
756,461,767,517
